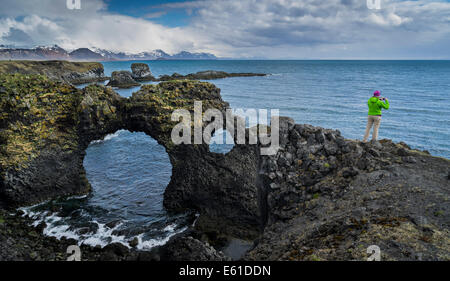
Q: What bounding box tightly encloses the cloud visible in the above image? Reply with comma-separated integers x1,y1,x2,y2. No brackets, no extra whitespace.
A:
0,0,208,54
0,15,64,46
2,28,34,45
0,0,449,58
144,11,167,19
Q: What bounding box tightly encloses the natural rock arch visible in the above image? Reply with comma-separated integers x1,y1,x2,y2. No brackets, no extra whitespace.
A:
0,76,262,238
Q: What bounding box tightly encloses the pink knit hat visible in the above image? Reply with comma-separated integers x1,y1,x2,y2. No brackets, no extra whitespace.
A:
373,90,381,97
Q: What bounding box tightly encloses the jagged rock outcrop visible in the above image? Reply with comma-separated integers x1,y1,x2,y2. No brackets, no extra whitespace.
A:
111,63,267,88
0,60,108,85
131,63,155,81
0,74,124,205
244,118,450,261
106,70,140,88
159,236,231,261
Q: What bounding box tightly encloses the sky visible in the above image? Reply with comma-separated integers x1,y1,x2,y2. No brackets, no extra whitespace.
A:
0,0,449,59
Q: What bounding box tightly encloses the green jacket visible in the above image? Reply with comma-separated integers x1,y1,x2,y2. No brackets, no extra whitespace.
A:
368,97,389,116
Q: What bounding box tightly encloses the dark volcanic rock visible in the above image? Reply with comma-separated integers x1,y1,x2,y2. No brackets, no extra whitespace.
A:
158,70,266,81
160,236,230,261
245,121,450,261
131,63,155,81
112,65,266,83
126,82,262,238
0,74,261,239
106,70,140,88
0,76,125,206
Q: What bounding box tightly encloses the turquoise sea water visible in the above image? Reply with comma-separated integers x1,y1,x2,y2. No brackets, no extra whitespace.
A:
24,60,450,249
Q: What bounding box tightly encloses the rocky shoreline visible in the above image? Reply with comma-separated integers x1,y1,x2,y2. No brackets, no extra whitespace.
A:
0,208,230,261
0,62,449,261
107,62,267,88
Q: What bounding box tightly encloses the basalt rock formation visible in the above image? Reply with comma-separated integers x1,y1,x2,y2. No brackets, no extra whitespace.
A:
0,73,261,239
0,72,449,261
245,118,450,261
0,74,123,205
158,70,267,81
106,70,141,88
110,63,268,88
0,60,108,85
131,63,155,81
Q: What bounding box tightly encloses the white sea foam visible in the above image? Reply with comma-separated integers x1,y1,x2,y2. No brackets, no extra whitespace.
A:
20,207,186,250
163,223,177,232
66,194,89,200
90,130,123,144
136,225,187,250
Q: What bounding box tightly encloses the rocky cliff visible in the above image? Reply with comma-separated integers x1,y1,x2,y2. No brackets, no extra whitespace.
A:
0,72,448,261
246,118,449,260
0,60,108,85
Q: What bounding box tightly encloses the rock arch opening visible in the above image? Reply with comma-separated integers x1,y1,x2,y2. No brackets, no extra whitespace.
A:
25,130,191,250
83,130,172,219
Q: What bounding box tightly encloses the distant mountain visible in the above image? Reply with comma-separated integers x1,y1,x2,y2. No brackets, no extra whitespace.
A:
91,48,215,60
171,51,217,60
69,48,104,60
0,45,217,61
0,45,70,60
91,48,172,60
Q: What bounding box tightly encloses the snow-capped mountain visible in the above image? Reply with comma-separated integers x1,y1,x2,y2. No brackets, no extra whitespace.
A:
0,45,217,61
0,44,70,60
171,51,217,60
89,48,213,60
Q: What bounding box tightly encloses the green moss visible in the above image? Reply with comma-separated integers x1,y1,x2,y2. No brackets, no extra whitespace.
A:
313,193,320,199
434,210,444,217
308,254,322,261
128,80,228,148
0,73,82,170
0,60,102,75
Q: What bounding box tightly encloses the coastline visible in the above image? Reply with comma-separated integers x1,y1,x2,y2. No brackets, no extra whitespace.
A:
0,61,449,261
1,137,448,261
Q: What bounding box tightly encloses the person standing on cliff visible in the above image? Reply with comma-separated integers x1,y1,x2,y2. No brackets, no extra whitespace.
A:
363,90,389,142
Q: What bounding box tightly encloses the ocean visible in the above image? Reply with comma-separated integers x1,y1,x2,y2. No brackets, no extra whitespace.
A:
22,60,450,250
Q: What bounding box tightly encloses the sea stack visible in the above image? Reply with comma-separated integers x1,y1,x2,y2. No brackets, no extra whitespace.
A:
131,63,155,81
106,70,141,88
